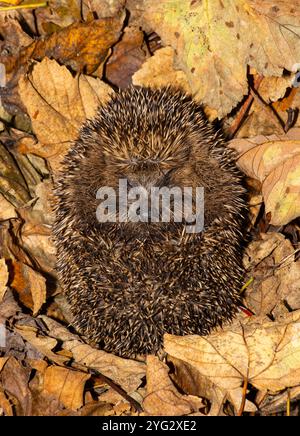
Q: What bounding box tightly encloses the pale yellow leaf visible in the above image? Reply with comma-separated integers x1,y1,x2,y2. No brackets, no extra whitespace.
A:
143,355,204,416
133,46,191,93
230,128,300,225
165,310,300,400
132,0,300,117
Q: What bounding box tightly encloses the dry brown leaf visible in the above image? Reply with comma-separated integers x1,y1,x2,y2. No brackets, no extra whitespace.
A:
0,356,32,415
79,401,114,416
0,141,30,207
0,259,9,303
41,316,145,393
11,262,46,315
143,356,204,416
15,324,69,366
0,358,9,372
106,26,147,88
133,46,191,93
165,310,300,403
18,58,113,173
0,193,17,221
82,0,126,20
0,388,13,416
259,76,293,105
244,233,300,317
166,354,256,416
42,366,90,410
230,128,300,225
0,288,20,321
131,0,300,117
35,0,83,31
28,362,77,416
5,17,124,76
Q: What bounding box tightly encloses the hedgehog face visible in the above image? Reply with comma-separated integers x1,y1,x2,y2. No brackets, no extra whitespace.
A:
99,159,187,240
63,87,239,242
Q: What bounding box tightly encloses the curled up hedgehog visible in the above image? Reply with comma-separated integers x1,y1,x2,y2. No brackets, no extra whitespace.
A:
53,86,246,357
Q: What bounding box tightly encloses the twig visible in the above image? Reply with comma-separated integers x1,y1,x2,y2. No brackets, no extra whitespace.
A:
287,389,290,416
88,368,143,413
227,74,264,139
0,2,47,10
237,377,248,416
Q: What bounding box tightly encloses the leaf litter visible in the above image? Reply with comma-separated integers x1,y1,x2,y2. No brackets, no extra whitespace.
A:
0,0,300,416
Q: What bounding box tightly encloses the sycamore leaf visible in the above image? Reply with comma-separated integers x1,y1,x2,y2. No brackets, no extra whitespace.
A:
164,310,300,413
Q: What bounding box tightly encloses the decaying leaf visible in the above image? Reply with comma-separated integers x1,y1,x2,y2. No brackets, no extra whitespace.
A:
166,354,256,416
0,259,9,303
18,58,113,173
16,315,145,394
41,316,146,394
165,309,300,411
106,26,148,88
11,262,46,315
133,46,191,93
244,232,300,317
143,355,204,416
42,366,90,410
0,356,32,416
5,16,124,77
231,128,300,225
0,141,31,207
15,323,69,367
130,0,300,117
0,194,17,221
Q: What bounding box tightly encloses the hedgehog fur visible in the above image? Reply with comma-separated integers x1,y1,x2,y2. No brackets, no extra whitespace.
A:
53,86,246,357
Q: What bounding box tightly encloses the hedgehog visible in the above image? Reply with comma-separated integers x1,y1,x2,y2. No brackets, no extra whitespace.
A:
53,86,246,357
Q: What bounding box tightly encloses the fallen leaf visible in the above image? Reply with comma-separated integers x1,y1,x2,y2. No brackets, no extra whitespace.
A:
0,141,30,207
11,262,46,315
0,259,9,303
15,323,69,366
19,315,146,394
5,16,124,76
143,355,204,416
258,385,300,414
0,388,13,416
166,355,256,416
165,310,300,404
106,26,147,88
130,0,300,117
133,46,191,93
230,128,300,225
42,366,90,410
0,194,17,221
79,401,114,416
244,233,300,317
82,0,126,20
18,58,113,173
0,356,32,415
